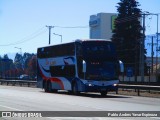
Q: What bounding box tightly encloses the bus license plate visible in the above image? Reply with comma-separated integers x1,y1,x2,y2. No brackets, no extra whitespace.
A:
101,88,106,91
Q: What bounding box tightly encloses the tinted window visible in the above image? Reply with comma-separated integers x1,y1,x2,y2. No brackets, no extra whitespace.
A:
82,41,117,61
50,65,75,77
37,43,75,58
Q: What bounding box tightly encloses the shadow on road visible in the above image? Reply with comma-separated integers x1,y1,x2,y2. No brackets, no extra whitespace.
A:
40,90,131,98
71,93,131,99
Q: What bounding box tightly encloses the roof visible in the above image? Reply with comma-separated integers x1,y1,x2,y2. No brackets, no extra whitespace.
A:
38,39,112,49
75,39,111,42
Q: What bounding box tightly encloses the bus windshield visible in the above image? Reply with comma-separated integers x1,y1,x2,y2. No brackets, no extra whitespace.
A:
80,41,118,80
82,41,116,61
85,61,118,80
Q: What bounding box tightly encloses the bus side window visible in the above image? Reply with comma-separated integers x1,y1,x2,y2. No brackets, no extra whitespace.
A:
78,58,83,78
65,65,75,77
76,43,82,56
50,65,75,77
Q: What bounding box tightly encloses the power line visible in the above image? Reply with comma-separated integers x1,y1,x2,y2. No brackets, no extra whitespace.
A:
0,25,89,46
54,25,89,28
15,29,47,44
0,27,47,46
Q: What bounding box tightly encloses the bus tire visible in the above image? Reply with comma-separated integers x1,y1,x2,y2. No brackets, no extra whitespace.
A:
44,81,48,92
48,81,52,93
46,81,57,93
52,89,58,93
72,83,79,95
100,91,107,96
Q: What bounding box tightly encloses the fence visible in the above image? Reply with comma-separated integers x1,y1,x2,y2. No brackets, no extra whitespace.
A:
0,79,160,96
119,75,157,82
118,84,160,96
0,79,36,87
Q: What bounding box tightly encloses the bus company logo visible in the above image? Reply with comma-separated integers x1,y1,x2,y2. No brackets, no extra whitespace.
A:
50,61,56,66
45,59,49,65
45,59,56,66
2,112,11,117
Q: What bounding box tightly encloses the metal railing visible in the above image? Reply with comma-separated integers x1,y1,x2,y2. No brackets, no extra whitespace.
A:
0,79,160,96
0,79,36,87
118,84,160,96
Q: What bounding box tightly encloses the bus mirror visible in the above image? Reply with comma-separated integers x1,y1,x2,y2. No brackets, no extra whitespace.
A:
119,60,124,73
82,60,86,73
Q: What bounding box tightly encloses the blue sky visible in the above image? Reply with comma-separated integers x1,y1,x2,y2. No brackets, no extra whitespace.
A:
0,0,160,59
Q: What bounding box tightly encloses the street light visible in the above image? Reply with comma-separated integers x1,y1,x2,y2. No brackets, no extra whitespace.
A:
14,47,23,69
14,47,22,55
53,33,62,43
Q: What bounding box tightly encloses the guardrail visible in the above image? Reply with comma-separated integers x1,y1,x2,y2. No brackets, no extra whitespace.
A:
0,79,36,87
0,80,160,96
118,84,160,96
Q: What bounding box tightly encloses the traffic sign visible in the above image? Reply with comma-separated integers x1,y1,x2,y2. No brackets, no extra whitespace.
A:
126,67,133,77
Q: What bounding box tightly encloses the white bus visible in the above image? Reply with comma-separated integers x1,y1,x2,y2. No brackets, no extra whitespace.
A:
37,39,123,96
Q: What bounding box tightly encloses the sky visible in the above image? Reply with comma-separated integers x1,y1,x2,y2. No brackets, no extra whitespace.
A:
0,0,160,60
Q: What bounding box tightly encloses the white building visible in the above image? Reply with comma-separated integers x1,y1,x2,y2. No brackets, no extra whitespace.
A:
89,13,117,39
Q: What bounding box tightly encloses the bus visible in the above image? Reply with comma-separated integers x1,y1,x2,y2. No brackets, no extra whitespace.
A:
37,39,124,96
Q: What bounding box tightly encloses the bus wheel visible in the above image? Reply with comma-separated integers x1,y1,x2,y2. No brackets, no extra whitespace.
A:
72,83,79,95
52,89,58,93
100,91,107,96
44,81,48,92
48,81,52,93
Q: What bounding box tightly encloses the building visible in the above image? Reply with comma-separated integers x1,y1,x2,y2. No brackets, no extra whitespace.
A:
89,13,117,39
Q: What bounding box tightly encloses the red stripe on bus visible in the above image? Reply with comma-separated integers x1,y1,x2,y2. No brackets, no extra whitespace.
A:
50,78,64,90
38,63,64,90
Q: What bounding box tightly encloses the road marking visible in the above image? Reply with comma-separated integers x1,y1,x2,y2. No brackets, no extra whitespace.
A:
151,117,160,120
0,105,23,111
46,117,131,120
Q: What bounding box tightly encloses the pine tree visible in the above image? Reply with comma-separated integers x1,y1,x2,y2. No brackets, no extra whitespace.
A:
112,0,147,76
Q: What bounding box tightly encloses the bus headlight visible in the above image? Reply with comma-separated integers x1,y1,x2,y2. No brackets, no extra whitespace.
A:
113,84,118,87
86,83,94,86
89,83,94,86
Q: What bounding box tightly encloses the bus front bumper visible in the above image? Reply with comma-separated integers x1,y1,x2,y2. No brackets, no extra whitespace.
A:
83,84,118,93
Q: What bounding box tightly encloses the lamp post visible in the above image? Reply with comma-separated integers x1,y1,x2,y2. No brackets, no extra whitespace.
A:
14,47,23,69
15,47,22,55
53,33,62,43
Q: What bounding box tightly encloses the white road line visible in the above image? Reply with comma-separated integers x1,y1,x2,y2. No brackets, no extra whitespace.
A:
151,117,160,120
0,105,23,111
46,117,130,120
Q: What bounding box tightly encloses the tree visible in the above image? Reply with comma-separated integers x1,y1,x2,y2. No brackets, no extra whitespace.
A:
14,53,23,69
23,53,34,70
0,54,14,78
112,0,147,76
3,54,9,59
27,55,37,78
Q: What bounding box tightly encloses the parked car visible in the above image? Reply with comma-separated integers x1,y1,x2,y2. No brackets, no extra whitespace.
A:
19,74,30,80
34,76,37,81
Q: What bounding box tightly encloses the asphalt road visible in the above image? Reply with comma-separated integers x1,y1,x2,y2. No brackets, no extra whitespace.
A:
0,85,160,120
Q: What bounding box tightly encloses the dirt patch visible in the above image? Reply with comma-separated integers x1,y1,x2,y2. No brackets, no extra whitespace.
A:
117,88,160,98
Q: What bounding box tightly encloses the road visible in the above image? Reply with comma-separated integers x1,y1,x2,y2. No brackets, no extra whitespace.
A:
0,85,160,120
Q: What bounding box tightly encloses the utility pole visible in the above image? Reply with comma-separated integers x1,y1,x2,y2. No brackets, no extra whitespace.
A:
156,14,159,78
46,26,54,45
140,14,145,82
151,36,154,74
140,12,159,82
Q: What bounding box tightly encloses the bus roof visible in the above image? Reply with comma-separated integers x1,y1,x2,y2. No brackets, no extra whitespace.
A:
38,39,112,49
75,39,112,42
